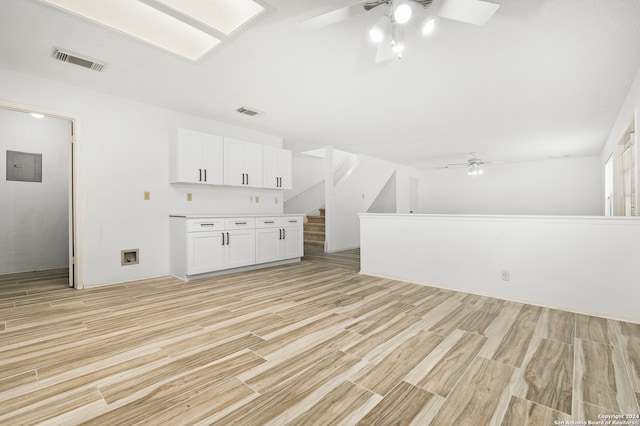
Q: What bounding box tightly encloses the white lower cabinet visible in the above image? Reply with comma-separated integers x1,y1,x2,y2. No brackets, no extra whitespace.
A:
187,232,225,275
171,215,303,280
282,219,303,258
256,227,282,264
226,229,256,269
255,217,303,264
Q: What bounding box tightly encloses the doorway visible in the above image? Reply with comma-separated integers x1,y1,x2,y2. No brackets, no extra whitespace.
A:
0,102,79,288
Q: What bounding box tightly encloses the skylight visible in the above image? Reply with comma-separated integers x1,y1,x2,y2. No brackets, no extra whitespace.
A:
152,0,265,36
40,0,265,60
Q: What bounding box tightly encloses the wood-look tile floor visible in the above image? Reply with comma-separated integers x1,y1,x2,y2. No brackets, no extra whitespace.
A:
1,251,639,425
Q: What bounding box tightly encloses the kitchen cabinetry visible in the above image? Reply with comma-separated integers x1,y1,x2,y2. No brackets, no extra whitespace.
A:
224,218,256,269
170,215,303,281
223,137,263,188
255,216,303,264
263,146,292,189
169,129,223,184
169,129,293,190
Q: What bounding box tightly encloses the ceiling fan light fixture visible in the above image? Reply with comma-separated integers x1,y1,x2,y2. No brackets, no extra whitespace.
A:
468,163,483,176
369,26,384,43
369,16,388,43
392,40,405,54
393,1,412,24
421,17,435,35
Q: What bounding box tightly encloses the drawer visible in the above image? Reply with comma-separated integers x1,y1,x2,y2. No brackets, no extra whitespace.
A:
256,217,281,228
283,216,303,228
187,218,225,232
224,217,256,229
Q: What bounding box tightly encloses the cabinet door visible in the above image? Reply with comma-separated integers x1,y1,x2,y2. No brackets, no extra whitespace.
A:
170,129,202,183
201,133,224,185
226,229,256,268
170,129,223,184
256,227,282,264
282,225,303,259
277,149,292,190
262,147,292,190
224,138,263,188
223,138,245,186
186,231,225,275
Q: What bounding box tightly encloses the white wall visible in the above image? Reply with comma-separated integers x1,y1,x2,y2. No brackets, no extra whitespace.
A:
0,109,69,273
367,172,396,214
0,69,284,287
360,214,640,323
328,152,421,252
419,156,601,215
600,63,640,215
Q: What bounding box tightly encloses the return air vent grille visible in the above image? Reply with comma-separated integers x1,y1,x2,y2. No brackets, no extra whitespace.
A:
236,106,262,117
53,48,106,72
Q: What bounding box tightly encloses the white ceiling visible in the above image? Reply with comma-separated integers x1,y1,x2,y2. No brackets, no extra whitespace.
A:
1,0,639,169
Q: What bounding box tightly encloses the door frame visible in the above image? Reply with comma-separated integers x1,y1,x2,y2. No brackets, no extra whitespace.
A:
0,99,83,289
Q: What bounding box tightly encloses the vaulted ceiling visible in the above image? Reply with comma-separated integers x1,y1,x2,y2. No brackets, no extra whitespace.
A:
1,0,639,169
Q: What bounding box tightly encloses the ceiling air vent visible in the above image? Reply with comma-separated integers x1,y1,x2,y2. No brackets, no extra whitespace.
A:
53,48,106,72
236,106,262,117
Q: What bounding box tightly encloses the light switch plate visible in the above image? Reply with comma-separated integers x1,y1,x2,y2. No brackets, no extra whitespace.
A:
144,191,150,200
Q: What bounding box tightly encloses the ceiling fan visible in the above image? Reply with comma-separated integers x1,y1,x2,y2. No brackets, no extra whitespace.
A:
298,0,500,61
440,152,503,175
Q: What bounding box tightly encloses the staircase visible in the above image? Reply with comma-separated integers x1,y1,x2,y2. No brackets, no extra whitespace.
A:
304,208,325,254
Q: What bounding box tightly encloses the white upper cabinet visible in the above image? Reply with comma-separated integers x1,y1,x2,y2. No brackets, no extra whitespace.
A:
223,137,263,188
169,129,223,185
169,129,292,190
263,146,292,190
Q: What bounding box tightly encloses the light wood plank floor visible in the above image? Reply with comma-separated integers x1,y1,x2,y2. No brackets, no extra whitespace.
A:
1,251,639,425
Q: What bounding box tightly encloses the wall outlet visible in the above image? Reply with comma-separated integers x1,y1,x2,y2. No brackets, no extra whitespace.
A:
501,269,510,281
186,193,192,202
143,191,150,201
275,196,279,204
255,196,259,203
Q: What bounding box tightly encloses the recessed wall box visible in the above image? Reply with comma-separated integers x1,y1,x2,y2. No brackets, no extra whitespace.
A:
6,150,42,182
121,249,139,266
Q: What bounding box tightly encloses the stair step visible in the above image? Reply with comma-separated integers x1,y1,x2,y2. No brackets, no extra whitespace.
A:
307,215,325,224
304,223,325,232
304,231,325,242
304,241,325,253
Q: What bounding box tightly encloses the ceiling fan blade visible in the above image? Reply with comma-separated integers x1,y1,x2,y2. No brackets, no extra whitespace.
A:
298,1,370,30
445,163,468,167
437,0,499,25
364,0,390,11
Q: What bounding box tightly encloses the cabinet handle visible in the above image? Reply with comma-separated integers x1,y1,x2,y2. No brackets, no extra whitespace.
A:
235,222,247,225
199,169,202,182
246,174,249,185
204,169,207,182
221,232,225,245
283,228,286,239
226,232,230,244
200,223,216,227
241,173,245,185
288,220,298,223
279,229,282,240
264,221,275,224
